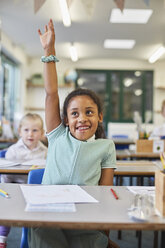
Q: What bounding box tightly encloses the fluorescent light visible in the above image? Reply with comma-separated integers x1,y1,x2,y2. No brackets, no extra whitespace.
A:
69,45,78,62
58,0,71,27
104,39,135,49
148,46,165,63
124,79,133,87
110,9,153,24
134,89,142,96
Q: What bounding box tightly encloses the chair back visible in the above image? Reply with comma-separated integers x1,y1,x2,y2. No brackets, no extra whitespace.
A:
20,168,45,248
0,149,7,158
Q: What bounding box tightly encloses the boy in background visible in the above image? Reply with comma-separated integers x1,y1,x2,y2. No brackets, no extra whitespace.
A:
0,113,47,248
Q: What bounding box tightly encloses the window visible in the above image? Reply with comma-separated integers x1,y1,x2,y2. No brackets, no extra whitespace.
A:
76,69,153,132
0,53,20,123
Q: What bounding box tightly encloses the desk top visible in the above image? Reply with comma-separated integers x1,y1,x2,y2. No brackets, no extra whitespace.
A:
115,161,160,176
116,149,160,159
0,161,161,177
0,184,165,230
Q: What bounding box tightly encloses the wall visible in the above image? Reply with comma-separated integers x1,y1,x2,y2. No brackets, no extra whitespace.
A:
2,30,165,135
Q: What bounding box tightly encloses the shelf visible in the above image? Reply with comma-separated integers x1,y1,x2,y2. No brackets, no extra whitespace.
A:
27,82,44,88
26,81,74,88
25,107,45,111
155,86,165,90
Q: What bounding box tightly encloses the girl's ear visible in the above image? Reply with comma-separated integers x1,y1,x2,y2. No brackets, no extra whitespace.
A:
98,112,103,123
64,117,69,126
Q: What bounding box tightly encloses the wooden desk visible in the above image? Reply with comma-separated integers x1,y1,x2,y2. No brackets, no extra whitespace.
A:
0,165,44,175
0,184,165,232
0,138,17,150
115,161,160,176
116,149,160,160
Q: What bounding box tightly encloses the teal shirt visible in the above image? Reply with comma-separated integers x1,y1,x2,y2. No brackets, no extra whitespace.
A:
42,124,116,186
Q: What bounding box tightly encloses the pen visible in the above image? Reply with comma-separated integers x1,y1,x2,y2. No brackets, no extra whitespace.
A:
110,188,119,200
0,189,9,198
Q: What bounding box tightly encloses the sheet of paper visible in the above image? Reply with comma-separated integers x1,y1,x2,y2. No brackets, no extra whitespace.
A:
127,186,155,196
22,159,46,166
0,158,20,168
20,185,98,204
25,203,76,212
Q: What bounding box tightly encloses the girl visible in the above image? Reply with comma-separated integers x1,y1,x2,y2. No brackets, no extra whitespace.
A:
28,19,116,248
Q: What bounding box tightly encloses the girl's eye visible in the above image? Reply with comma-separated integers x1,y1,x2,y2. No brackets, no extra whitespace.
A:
24,129,29,132
71,112,78,116
86,110,93,115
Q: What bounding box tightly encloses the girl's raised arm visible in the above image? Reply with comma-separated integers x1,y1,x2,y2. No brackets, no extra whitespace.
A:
38,19,61,133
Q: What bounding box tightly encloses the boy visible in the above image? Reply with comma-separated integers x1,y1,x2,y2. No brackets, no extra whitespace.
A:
0,113,47,247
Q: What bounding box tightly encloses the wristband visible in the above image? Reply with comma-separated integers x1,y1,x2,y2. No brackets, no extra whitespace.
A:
41,55,59,63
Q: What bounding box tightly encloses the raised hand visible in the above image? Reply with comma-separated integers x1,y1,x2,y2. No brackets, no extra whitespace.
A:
38,19,55,51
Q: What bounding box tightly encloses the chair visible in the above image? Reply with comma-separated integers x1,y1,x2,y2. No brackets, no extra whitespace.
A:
20,169,45,248
0,149,7,158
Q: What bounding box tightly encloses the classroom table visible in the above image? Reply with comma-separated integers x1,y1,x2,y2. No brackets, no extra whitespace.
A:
0,184,165,248
114,161,161,186
0,164,45,175
0,184,165,231
0,161,161,176
116,149,161,160
0,138,17,150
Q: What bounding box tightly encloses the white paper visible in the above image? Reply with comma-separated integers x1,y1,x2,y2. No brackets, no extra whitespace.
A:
20,185,98,204
25,203,76,212
153,140,164,153
22,159,46,166
0,158,20,167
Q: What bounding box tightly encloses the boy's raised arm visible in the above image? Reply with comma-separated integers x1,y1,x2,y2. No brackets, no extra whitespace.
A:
38,19,61,133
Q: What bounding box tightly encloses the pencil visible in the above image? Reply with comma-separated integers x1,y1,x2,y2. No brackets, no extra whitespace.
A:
0,189,9,198
160,153,165,172
110,188,119,200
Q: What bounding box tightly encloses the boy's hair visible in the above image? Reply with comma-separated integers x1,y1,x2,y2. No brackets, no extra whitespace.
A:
19,113,44,129
62,88,106,139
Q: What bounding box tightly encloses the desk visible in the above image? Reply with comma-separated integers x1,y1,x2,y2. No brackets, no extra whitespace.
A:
0,184,165,232
116,149,160,160
0,138,17,150
115,161,160,186
0,165,44,175
0,161,161,177
115,161,160,177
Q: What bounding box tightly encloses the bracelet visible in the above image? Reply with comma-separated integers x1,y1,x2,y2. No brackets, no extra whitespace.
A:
41,55,59,63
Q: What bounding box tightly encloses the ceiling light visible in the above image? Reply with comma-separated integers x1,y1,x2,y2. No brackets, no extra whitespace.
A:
134,89,142,96
110,8,153,24
104,39,135,49
69,45,78,62
148,46,165,63
124,79,133,87
134,71,141,77
58,0,71,27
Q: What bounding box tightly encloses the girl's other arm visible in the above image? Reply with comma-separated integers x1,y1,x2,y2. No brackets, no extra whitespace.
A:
99,168,114,186
38,19,61,133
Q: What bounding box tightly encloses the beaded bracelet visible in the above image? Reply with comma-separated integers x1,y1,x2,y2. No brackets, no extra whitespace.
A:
41,55,59,63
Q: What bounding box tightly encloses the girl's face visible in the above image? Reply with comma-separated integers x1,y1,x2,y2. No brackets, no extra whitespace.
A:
65,95,103,141
19,119,44,150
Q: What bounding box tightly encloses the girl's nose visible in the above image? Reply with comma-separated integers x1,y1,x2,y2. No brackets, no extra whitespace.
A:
78,114,87,123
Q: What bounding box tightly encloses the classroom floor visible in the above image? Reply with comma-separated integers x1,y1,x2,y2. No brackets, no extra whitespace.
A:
7,227,161,248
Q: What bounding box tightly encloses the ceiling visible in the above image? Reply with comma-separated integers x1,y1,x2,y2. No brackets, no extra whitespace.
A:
1,0,165,62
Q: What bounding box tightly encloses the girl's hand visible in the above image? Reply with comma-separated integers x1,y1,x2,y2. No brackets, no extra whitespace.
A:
38,19,55,51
